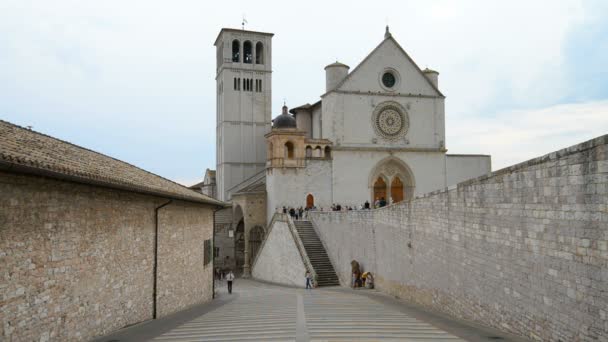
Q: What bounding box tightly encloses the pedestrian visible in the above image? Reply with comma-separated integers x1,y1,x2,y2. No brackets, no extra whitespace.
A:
289,207,296,219
226,270,234,294
305,271,313,289
379,197,387,207
299,207,304,220
364,200,370,209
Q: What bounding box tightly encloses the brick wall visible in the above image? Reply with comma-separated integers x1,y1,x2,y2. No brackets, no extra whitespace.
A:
310,135,607,341
0,172,214,341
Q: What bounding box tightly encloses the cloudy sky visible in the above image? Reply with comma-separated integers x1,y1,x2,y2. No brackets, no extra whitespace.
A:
1,0,607,186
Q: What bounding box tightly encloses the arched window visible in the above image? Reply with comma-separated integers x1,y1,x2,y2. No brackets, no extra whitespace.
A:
391,176,404,203
306,194,314,208
255,42,264,64
268,141,273,159
244,41,253,64
305,146,312,158
314,146,322,158
324,146,331,159
285,141,295,159
232,40,240,62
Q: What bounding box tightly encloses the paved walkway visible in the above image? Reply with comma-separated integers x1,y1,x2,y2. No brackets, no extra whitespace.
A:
139,279,526,342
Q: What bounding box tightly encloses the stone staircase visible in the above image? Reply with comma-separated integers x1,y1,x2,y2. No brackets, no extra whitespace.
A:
293,220,340,287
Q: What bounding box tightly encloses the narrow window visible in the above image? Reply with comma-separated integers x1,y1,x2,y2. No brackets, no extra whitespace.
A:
324,146,331,159
234,77,237,90
255,42,264,64
285,142,295,159
250,78,253,91
244,41,253,64
232,40,240,62
259,79,262,92
238,78,241,91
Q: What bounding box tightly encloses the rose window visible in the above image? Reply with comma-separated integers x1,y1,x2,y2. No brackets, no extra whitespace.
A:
372,102,409,140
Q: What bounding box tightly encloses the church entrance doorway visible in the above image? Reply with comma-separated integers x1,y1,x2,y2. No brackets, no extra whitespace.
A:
373,177,387,203
306,194,314,208
391,176,404,203
249,226,264,265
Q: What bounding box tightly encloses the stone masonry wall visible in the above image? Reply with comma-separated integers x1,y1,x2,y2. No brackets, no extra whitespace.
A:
252,219,307,288
0,172,214,341
310,135,607,341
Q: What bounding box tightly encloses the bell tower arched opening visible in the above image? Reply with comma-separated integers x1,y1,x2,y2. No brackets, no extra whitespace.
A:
231,40,240,62
255,42,264,64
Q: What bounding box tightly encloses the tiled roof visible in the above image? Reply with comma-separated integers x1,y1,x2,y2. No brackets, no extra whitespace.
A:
0,120,225,206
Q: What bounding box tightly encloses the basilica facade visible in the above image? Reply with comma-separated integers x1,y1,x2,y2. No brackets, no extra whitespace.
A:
202,26,491,275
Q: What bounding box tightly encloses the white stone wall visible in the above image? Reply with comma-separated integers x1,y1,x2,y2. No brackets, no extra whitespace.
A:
266,159,333,221
331,150,446,206
446,154,491,186
252,220,307,287
321,38,445,149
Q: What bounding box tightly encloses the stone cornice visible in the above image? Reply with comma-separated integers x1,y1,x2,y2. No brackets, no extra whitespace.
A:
332,145,447,153
321,89,444,99
216,66,272,78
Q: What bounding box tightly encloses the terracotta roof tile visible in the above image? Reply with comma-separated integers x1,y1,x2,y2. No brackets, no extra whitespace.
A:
0,120,225,206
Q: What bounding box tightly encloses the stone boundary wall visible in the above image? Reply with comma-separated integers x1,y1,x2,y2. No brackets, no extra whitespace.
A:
310,135,607,341
0,172,214,341
251,215,308,287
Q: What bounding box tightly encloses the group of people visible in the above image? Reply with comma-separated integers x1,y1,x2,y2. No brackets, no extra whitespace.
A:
282,206,308,220
350,260,374,289
278,197,389,218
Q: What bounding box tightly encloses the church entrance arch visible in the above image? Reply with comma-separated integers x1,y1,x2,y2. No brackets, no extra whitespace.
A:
369,157,415,204
373,177,387,203
249,226,264,265
391,176,404,203
306,194,314,208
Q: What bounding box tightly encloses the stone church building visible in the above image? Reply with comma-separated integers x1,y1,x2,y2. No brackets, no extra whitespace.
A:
202,26,491,275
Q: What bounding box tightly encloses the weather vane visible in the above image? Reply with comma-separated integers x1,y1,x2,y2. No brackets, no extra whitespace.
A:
242,14,248,30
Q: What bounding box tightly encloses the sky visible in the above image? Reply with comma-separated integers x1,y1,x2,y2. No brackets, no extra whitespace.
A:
1,0,607,186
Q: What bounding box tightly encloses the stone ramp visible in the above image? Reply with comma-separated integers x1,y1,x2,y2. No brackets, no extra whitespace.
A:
293,220,340,287
152,280,467,342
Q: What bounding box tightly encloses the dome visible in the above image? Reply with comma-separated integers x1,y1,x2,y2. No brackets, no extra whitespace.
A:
272,105,297,129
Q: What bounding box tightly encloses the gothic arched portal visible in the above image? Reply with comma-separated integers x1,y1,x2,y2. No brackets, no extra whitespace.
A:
369,157,415,204
373,177,387,203
391,176,404,203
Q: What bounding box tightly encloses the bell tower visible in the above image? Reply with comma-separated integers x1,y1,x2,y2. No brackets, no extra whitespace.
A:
215,28,273,201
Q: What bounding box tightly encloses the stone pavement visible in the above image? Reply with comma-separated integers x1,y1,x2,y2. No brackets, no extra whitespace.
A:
98,279,529,342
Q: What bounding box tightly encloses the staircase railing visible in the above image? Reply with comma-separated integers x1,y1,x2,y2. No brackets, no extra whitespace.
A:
285,216,319,287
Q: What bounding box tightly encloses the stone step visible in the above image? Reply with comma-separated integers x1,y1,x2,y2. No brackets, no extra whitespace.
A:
294,221,339,287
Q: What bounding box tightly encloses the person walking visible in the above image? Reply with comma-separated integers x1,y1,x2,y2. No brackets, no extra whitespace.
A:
305,271,313,289
226,270,235,294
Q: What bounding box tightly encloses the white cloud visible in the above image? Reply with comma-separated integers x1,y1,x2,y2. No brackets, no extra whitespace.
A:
447,100,608,170
0,0,604,182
